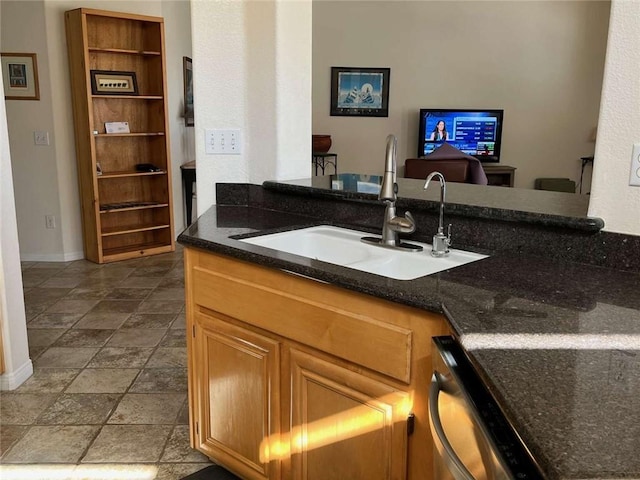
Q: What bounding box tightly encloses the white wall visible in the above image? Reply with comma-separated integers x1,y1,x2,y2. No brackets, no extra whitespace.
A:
1,0,193,261
0,69,32,390
162,0,194,233
1,0,67,261
588,0,640,236
312,1,610,190
191,0,311,213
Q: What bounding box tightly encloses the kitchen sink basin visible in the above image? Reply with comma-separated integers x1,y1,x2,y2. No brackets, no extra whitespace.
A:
239,225,488,280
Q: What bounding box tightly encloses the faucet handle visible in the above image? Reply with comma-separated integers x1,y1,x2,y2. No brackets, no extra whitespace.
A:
446,224,452,247
390,212,416,233
405,211,415,225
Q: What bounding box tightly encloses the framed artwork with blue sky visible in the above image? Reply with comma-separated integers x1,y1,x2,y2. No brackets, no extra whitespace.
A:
330,66,390,117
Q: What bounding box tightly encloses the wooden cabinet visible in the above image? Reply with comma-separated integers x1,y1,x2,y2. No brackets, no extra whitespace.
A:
184,248,450,480
65,8,175,263
287,349,409,480
192,311,281,480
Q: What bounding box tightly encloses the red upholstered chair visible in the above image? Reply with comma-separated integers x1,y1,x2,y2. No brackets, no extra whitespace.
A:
404,158,470,183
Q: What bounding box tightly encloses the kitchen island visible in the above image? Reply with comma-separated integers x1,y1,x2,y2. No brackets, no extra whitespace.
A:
178,179,640,480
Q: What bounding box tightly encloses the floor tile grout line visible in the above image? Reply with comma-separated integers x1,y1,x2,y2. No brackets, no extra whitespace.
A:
3,251,196,471
76,422,104,466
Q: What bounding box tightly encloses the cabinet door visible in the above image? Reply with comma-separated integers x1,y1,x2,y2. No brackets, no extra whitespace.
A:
193,312,281,480
287,348,410,480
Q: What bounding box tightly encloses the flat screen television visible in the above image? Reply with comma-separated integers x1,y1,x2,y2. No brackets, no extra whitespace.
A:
418,109,504,162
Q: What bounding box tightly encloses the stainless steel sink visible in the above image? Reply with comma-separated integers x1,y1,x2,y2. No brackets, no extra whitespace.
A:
239,225,488,280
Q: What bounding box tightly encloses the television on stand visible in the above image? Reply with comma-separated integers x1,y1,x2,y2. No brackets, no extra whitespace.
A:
418,109,504,162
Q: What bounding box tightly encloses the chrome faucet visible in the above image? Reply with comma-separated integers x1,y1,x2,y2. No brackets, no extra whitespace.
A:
423,172,451,257
361,135,423,252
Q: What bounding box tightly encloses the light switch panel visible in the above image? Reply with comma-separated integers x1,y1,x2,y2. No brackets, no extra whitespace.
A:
205,129,242,155
34,131,50,146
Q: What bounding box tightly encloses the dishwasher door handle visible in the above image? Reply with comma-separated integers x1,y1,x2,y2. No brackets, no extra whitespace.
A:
429,371,475,480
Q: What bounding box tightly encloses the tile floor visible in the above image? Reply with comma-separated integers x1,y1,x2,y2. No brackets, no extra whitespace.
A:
0,246,214,479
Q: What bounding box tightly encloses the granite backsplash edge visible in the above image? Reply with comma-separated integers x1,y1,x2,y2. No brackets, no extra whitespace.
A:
215,183,640,274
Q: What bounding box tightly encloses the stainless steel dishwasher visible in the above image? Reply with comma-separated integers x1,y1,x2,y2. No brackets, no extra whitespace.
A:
429,336,545,479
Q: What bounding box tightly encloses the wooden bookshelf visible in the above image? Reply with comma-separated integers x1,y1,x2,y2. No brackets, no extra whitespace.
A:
65,8,175,263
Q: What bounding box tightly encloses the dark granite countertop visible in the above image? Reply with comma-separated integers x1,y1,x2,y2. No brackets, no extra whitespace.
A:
178,203,640,480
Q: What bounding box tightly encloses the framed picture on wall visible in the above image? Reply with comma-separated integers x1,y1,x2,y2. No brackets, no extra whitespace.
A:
330,66,390,117
183,56,194,127
1,52,40,100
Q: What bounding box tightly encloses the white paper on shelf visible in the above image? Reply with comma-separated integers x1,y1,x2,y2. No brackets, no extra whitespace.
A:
105,122,130,134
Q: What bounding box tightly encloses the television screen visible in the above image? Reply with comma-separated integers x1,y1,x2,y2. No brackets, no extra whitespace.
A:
418,109,504,162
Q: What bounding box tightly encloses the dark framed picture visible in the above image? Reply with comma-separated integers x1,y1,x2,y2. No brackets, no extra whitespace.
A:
1,52,40,100
330,67,390,117
183,56,194,127
90,70,138,95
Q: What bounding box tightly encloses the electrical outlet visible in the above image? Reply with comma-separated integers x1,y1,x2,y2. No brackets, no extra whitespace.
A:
34,131,50,146
630,143,640,186
205,129,242,155
45,215,56,229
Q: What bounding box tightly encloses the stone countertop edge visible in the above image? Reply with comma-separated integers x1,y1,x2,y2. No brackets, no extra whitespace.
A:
177,219,446,315
176,205,640,341
262,180,605,232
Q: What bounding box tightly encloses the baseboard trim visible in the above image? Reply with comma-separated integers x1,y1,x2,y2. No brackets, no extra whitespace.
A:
20,251,84,262
0,359,33,390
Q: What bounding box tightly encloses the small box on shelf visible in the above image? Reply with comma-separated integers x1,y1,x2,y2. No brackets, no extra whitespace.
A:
105,122,130,134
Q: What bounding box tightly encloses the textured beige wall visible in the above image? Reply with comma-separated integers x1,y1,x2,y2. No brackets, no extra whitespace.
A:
312,1,610,190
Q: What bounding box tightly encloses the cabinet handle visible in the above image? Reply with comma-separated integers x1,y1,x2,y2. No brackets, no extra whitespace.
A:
428,371,474,480
407,413,415,436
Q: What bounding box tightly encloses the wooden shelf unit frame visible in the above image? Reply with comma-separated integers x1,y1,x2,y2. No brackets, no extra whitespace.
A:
65,8,175,263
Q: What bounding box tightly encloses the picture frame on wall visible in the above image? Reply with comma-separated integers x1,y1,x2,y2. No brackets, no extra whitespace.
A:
90,70,138,95
183,56,194,127
330,66,390,117
1,52,40,100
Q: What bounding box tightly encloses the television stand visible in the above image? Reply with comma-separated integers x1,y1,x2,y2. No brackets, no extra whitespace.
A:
483,164,516,187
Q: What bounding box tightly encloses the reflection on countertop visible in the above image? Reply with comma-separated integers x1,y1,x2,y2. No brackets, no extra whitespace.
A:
472,348,640,479
272,172,597,228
